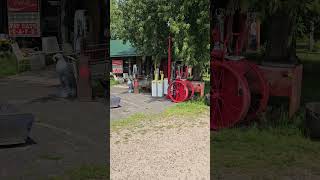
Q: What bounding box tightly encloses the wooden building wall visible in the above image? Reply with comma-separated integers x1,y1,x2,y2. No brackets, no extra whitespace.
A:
0,0,8,33
60,0,107,44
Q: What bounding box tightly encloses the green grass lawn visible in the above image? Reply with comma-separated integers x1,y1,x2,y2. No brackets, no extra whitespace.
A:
212,128,320,179
111,100,209,131
212,48,320,178
110,78,119,87
0,54,17,77
49,164,109,180
212,111,320,178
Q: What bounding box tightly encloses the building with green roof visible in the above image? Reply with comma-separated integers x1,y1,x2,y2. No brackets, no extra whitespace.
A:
110,40,139,58
110,39,153,76
110,39,168,78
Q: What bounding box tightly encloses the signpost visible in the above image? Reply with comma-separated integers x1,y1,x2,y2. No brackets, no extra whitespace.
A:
112,59,123,74
7,0,40,37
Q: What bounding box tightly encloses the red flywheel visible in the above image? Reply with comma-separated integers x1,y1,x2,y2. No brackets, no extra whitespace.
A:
168,80,189,103
211,61,251,130
228,60,269,121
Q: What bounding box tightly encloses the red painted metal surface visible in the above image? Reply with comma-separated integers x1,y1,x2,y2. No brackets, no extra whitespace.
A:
210,12,270,129
210,59,268,128
186,81,195,100
166,35,172,98
77,55,92,101
190,81,205,97
79,64,90,78
166,34,198,103
228,60,269,121
134,79,139,94
211,27,227,60
257,64,303,118
167,35,172,85
211,61,251,130
210,8,303,130
83,42,108,79
168,80,189,103
78,42,108,100
134,79,139,88
242,61,269,120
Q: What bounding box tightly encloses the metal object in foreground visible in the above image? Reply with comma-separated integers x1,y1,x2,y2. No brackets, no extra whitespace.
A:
110,96,121,108
306,103,320,138
0,104,34,146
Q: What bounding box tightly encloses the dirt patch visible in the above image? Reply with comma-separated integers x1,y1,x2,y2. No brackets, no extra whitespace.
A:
111,113,210,179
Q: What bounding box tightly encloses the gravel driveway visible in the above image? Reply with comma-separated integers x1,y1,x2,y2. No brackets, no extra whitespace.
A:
111,112,210,179
110,84,174,121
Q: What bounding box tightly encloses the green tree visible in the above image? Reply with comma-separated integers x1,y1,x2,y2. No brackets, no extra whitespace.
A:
110,0,124,39
250,0,320,62
248,0,320,62
117,0,210,80
303,0,320,51
215,0,320,62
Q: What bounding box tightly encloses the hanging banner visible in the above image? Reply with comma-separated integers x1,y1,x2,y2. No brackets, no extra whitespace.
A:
7,0,39,12
112,59,123,74
7,0,40,37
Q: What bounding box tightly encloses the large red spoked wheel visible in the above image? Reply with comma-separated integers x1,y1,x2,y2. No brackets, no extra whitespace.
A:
229,60,269,121
168,80,189,103
211,61,251,130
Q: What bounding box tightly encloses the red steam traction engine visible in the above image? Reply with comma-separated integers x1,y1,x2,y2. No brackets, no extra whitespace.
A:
166,34,205,103
211,10,269,130
210,8,302,130
166,35,194,103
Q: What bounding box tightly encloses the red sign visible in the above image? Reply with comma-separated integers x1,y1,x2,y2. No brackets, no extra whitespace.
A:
7,0,40,37
7,0,39,12
9,23,39,37
112,59,123,74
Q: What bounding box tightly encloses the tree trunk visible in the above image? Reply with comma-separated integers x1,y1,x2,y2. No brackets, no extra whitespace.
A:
264,10,299,64
192,64,203,81
309,21,315,52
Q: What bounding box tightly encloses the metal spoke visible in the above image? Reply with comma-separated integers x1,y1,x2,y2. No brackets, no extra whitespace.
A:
216,100,223,125
212,99,217,120
218,69,224,90
212,71,219,88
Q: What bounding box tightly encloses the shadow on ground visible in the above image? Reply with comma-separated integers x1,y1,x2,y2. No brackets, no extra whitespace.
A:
0,67,108,179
